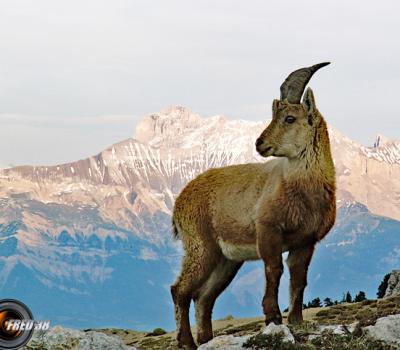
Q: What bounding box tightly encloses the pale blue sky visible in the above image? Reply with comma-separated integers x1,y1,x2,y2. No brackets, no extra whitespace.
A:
0,0,399,166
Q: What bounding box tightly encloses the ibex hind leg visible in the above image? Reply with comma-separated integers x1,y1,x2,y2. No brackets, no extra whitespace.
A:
171,241,220,349
194,258,243,345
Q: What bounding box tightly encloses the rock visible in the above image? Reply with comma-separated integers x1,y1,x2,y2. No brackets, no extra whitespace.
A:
384,270,400,297
262,322,295,343
197,334,251,350
24,326,136,350
317,325,348,335
198,323,295,349
363,314,400,346
308,324,355,340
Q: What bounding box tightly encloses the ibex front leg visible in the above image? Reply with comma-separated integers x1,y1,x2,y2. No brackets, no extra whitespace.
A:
287,244,314,324
257,222,283,325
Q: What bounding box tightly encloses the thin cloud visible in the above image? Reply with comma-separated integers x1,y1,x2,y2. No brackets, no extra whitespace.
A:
0,113,136,128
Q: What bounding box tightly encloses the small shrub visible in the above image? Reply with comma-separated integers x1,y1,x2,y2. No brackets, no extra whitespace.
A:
221,314,234,321
328,308,341,315
355,308,375,322
288,322,318,343
145,327,167,337
243,331,311,350
379,302,396,309
361,299,376,306
222,320,264,336
310,330,392,350
315,309,330,317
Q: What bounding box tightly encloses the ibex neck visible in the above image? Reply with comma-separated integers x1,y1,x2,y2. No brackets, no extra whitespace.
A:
283,118,335,186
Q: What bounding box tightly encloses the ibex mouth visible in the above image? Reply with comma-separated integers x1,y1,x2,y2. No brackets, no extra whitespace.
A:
255,137,274,157
257,146,273,157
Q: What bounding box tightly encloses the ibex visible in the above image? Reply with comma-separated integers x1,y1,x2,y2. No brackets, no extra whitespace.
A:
171,63,336,349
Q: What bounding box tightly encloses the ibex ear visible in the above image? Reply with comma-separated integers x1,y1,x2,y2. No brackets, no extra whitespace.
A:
272,99,279,113
302,87,316,114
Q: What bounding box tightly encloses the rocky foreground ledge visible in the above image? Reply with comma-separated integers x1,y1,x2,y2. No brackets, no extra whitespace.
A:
198,315,400,349
22,326,137,350
22,315,400,350
22,295,400,349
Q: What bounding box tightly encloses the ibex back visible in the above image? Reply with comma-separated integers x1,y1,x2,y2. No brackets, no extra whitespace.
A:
171,63,336,349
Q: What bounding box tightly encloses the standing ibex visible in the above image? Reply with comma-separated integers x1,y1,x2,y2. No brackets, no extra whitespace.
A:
171,63,336,349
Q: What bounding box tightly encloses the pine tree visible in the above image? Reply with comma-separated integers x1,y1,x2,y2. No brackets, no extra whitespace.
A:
323,297,334,307
377,273,391,299
308,297,322,308
341,292,346,303
345,291,352,303
354,291,367,302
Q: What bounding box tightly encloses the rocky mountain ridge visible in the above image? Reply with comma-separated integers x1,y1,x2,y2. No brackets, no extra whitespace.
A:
385,270,400,298
1,106,399,226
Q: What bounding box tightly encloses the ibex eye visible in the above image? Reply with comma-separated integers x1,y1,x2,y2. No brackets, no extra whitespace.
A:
285,116,296,124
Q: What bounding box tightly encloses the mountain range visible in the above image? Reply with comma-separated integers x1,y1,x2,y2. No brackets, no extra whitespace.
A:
0,106,399,330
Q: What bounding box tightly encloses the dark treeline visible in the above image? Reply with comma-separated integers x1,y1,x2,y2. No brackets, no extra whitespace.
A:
303,290,367,310
283,291,368,312
282,273,391,312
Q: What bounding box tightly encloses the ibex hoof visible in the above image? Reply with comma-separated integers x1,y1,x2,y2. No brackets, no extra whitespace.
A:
288,313,303,325
265,313,282,325
197,334,213,346
178,343,197,350
177,336,197,350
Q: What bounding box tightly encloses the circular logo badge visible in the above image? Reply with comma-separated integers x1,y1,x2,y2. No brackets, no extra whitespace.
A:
0,299,34,350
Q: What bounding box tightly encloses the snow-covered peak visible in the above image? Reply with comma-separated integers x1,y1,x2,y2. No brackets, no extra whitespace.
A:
361,134,400,165
134,106,264,154
134,106,204,147
0,107,399,228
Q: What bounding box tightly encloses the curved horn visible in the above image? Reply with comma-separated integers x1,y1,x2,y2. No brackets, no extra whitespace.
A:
280,62,330,104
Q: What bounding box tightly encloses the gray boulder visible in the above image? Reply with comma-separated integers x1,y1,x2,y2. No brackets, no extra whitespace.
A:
262,322,295,343
23,326,136,350
364,314,400,346
197,334,251,350
197,323,294,350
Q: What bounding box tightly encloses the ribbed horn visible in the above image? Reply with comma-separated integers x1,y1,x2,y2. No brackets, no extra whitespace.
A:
280,62,330,104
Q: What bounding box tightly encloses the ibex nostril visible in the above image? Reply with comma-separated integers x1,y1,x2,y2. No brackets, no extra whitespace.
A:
255,139,263,147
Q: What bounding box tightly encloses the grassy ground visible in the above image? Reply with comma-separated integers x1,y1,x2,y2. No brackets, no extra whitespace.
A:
313,295,400,326
94,296,400,349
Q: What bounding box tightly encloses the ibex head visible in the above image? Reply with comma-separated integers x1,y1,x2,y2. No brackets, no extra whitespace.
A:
256,62,330,159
